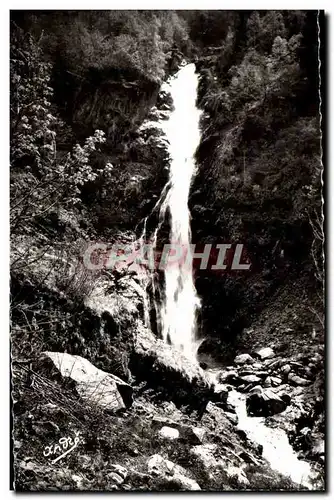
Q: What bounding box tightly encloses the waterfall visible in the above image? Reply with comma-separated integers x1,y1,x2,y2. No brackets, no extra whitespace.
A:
140,63,202,360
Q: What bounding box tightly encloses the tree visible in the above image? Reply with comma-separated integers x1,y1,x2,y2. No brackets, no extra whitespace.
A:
10,25,113,233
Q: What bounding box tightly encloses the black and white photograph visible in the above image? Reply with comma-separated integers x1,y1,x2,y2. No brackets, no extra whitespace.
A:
10,9,325,492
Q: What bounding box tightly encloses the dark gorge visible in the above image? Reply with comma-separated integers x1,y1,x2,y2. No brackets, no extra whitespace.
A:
10,10,324,492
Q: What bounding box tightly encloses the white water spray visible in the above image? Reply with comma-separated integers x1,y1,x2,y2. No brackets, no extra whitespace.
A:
228,390,319,489
140,63,202,359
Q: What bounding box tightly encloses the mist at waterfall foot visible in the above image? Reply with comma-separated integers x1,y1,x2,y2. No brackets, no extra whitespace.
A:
142,63,202,361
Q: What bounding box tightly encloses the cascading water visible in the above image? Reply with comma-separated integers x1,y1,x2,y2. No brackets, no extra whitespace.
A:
136,65,322,490
140,63,202,360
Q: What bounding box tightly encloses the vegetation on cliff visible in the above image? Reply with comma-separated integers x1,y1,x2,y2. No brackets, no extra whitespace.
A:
10,10,324,492
189,11,323,352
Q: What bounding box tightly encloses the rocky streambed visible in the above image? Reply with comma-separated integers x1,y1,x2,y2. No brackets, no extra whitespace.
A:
204,346,324,489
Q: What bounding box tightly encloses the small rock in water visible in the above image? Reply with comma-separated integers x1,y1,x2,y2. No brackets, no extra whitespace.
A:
219,371,240,385
158,426,180,440
234,354,254,365
255,347,275,360
265,358,282,370
243,383,255,393
224,403,237,413
239,369,254,376
253,363,263,369
246,389,288,417
253,371,269,378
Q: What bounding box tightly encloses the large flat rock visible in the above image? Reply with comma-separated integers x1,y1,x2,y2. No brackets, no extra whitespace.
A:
38,352,133,411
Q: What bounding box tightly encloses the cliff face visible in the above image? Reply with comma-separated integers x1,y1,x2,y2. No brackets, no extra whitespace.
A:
188,11,323,360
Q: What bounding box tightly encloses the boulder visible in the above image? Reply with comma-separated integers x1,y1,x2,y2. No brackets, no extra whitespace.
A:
225,412,239,425
147,455,201,491
202,401,232,431
184,426,206,445
226,465,250,487
39,352,133,411
234,354,254,365
190,444,218,468
263,377,272,388
158,426,180,440
246,389,288,417
152,416,177,429
239,375,261,385
131,326,214,409
280,364,291,375
288,373,311,386
152,415,205,445
152,416,205,445
218,371,241,386
213,383,230,403
107,464,127,485
255,347,275,360
271,376,282,387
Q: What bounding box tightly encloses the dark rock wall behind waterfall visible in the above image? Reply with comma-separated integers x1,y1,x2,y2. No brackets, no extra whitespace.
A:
188,11,323,360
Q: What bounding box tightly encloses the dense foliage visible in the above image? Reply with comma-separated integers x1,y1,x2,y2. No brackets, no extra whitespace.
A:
189,11,323,347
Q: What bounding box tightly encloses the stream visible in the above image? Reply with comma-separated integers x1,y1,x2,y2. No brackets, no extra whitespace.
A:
227,389,318,489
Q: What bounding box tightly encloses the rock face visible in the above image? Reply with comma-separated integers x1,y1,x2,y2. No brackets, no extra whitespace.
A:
40,352,133,411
